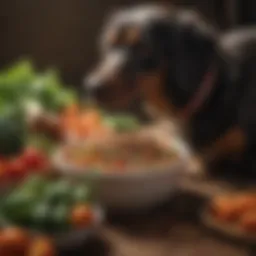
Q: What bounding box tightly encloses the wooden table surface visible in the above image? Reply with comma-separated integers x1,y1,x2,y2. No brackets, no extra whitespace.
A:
62,192,255,256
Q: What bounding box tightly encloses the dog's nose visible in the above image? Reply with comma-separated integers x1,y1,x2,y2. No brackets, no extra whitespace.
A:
84,75,100,97
83,75,108,101
84,74,99,90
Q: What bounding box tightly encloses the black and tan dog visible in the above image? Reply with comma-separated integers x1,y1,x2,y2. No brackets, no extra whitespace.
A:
85,4,256,179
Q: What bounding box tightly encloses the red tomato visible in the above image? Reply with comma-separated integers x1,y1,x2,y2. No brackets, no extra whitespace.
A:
0,159,9,183
0,159,7,174
22,148,46,170
0,156,6,162
0,227,30,255
32,158,49,173
6,158,27,179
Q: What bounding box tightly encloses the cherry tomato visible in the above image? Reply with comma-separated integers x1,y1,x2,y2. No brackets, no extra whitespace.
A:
0,227,30,255
22,148,46,170
70,204,94,229
28,236,56,256
6,158,27,179
0,159,8,179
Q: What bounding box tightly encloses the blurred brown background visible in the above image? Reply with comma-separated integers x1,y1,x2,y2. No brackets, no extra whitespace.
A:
0,0,253,85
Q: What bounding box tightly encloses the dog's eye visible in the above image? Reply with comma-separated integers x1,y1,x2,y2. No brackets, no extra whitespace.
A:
139,56,159,71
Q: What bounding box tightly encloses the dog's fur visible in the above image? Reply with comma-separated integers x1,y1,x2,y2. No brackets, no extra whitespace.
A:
85,4,256,179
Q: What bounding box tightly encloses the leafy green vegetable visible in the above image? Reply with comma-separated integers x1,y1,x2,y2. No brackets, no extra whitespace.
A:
50,203,69,231
0,60,77,115
31,201,53,231
103,114,140,132
18,175,48,196
43,179,73,205
0,60,77,155
0,61,35,105
30,70,76,112
2,193,36,225
0,115,27,156
72,185,91,204
0,175,96,232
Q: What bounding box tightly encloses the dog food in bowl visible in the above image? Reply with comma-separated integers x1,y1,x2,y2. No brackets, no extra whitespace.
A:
59,135,179,173
53,132,191,209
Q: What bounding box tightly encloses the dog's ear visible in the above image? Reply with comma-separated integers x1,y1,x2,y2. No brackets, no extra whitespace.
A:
173,10,217,95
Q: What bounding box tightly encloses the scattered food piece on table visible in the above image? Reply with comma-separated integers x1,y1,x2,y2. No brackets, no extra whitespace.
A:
239,208,256,233
70,204,95,229
209,192,256,234
28,236,56,256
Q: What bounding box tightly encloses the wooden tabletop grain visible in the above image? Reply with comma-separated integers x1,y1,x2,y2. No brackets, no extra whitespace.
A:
61,192,255,256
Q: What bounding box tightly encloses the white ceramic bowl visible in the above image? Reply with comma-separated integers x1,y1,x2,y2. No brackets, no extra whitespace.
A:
53,132,193,210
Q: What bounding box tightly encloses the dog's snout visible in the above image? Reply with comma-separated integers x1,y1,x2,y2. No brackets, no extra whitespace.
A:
84,74,101,90
84,75,109,101
84,75,100,95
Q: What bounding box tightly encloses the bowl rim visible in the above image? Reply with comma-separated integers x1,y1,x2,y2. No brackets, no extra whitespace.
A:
52,135,193,179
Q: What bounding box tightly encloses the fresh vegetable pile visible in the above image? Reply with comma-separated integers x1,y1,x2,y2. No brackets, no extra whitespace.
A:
0,60,141,156
0,175,95,233
0,60,77,117
0,59,146,254
0,60,78,157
